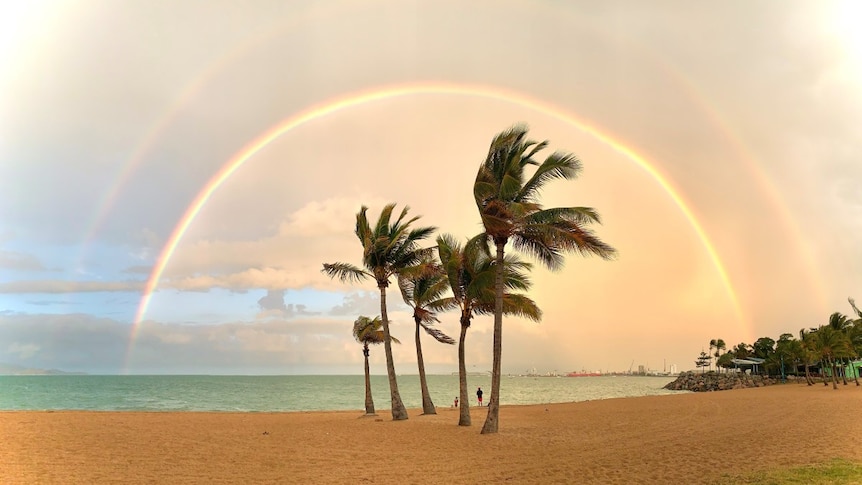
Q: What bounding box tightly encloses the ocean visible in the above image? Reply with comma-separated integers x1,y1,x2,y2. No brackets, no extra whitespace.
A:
0,374,681,412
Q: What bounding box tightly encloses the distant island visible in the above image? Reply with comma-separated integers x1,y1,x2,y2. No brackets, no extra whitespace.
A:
0,363,87,376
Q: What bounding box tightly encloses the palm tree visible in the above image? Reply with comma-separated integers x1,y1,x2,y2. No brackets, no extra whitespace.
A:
850,298,861,322
850,322,862,385
437,233,541,426
473,126,616,434
828,312,852,385
709,339,726,373
708,340,716,372
732,342,752,360
811,325,850,390
799,328,816,385
353,315,399,415
845,300,862,384
772,333,796,380
322,204,436,421
712,339,726,373
397,257,456,415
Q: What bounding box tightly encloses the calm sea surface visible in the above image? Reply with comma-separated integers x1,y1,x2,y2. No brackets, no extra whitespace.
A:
0,375,681,412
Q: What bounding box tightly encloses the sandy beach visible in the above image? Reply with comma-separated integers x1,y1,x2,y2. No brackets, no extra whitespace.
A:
2,382,861,484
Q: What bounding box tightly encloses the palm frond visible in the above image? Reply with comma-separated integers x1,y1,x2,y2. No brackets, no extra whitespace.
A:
419,322,456,345
850,298,861,318
514,219,617,269
527,206,602,225
354,206,371,246
464,233,491,259
500,293,542,322
322,262,370,283
510,233,565,271
518,152,582,203
428,297,458,312
374,203,397,239
413,307,440,325
521,140,549,163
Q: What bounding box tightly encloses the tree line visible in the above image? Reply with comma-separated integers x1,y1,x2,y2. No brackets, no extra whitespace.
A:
323,125,616,434
697,298,862,390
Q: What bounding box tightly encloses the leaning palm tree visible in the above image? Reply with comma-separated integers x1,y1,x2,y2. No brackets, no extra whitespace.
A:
473,125,616,434
353,315,399,415
322,204,436,421
796,328,814,386
799,328,816,385
850,298,861,321
437,233,541,426
397,257,456,415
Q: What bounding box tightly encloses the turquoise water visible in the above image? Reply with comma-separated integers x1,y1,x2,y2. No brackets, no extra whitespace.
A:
0,375,680,412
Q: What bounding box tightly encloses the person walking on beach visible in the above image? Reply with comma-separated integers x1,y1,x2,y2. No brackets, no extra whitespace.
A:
454,397,459,408
476,387,483,406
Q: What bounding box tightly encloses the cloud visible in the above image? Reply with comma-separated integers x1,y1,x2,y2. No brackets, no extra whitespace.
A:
0,310,550,375
163,267,318,292
0,280,144,293
329,291,384,317
257,289,288,312
0,251,45,271
160,197,389,283
256,289,318,319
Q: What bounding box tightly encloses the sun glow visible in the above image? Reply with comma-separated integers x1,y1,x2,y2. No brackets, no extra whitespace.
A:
827,1,862,76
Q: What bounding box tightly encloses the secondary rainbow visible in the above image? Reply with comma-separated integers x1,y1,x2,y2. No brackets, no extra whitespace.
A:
128,81,747,362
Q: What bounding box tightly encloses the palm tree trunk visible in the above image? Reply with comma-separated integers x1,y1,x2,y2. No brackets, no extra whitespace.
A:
830,358,839,390
458,316,471,426
414,317,436,415
379,284,408,420
804,363,813,386
841,358,848,385
363,345,375,415
853,361,860,386
481,241,506,435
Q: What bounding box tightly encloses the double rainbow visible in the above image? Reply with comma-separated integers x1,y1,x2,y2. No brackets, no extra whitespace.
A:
127,81,747,364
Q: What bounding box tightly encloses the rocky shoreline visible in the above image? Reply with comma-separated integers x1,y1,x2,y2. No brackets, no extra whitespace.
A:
663,371,788,391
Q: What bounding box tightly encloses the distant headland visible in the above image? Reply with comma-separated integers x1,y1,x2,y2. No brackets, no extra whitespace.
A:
0,363,87,376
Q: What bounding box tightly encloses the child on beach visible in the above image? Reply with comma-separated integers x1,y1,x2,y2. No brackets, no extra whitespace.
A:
454,397,459,407
476,387,483,406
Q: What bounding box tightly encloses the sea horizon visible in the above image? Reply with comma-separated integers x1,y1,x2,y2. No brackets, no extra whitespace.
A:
0,374,680,412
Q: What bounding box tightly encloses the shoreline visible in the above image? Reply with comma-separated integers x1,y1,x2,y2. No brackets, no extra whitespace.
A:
0,388,690,415
3,384,861,484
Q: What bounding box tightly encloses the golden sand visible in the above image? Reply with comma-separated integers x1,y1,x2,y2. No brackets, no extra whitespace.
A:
2,382,861,484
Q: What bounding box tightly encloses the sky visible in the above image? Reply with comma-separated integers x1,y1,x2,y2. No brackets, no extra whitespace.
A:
1,0,860,375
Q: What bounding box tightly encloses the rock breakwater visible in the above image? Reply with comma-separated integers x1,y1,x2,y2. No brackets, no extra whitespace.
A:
663,371,780,391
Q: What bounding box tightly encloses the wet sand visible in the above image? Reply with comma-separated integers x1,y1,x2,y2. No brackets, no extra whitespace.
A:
2,382,860,484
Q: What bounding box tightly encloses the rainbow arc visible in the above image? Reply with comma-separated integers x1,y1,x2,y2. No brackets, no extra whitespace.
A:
126,82,747,368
